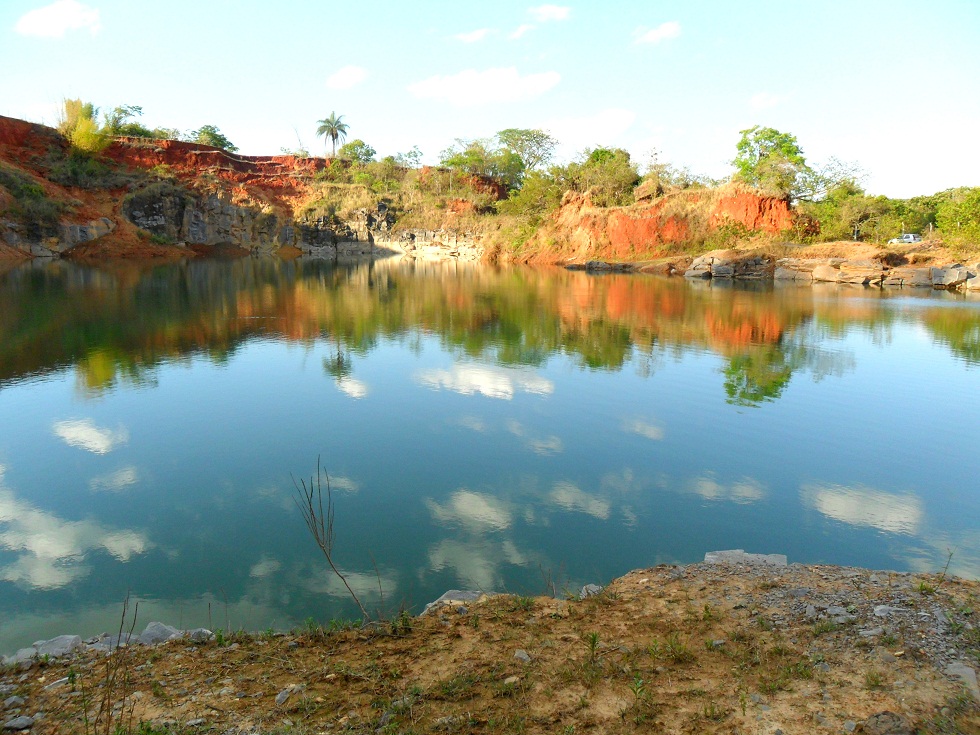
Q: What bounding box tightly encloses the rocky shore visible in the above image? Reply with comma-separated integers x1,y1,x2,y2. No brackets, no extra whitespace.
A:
577,250,980,293
3,551,979,734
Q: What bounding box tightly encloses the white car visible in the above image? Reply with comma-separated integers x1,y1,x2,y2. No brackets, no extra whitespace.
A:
888,233,922,244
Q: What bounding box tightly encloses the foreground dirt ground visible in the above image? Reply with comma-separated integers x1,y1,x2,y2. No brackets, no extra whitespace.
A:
5,557,980,735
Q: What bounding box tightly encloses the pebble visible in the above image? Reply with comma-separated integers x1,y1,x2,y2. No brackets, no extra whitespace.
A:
2,698,24,710
185,718,205,727
275,687,292,706
844,720,857,732
2,716,34,731
514,649,531,663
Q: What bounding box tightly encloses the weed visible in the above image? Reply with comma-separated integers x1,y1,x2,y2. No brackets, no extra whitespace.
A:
664,633,694,663
700,700,726,721
918,581,936,595
434,672,480,701
881,632,899,647
582,631,601,663
864,669,885,690
702,603,714,621
514,595,534,612
390,609,413,637
813,620,839,636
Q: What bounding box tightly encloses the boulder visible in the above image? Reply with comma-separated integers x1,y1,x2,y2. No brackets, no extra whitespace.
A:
703,549,788,567
811,264,840,283
138,622,181,645
36,635,82,658
940,266,971,288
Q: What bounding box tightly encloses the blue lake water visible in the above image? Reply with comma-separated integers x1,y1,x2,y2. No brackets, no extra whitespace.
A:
1,257,978,654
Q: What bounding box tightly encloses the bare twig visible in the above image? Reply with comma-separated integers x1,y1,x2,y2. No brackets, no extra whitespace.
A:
293,457,370,620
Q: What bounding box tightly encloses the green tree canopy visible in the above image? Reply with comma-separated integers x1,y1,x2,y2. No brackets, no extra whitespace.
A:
338,139,376,164
937,187,980,244
189,125,238,152
316,112,349,157
496,128,557,171
732,125,811,199
557,147,640,207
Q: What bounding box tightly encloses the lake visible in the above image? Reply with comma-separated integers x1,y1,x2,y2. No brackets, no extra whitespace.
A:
1,256,978,654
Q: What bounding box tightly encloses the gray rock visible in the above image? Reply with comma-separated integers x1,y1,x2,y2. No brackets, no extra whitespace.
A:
185,718,205,727
683,267,712,279
859,627,884,637
859,711,913,735
423,590,491,614
514,649,531,663
805,604,818,620
844,721,856,733
579,584,603,598
941,266,971,288
2,716,33,731
186,628,213,644
275,687,292,706
0,690,11,698
2,697,24,710
811,264,840,282
874,605,902,618
703,549,788,567
36,635,82,659
138,622,181,645
774,266,812,281
945,661,980,701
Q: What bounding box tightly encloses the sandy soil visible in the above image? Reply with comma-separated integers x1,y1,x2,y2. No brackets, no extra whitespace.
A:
4,558,979,735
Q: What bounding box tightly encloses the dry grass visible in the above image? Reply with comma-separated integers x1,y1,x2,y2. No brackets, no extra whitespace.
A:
10,565,980,735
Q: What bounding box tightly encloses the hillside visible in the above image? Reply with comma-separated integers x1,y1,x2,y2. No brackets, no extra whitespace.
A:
0,114,969,268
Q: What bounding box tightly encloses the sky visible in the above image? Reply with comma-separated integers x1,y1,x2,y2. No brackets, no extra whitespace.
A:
1,0,978,198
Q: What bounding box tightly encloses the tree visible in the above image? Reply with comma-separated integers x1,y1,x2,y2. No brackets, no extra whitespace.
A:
316,112,349,157
395,146,423,169
56,98,107,153
732,126,810,199
557,147,640,207
338,139,376,164
937,187,980,244
189,125,238,152
496,128,557,171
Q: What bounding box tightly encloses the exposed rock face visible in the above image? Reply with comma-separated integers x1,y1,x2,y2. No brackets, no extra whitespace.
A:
526,187,795,264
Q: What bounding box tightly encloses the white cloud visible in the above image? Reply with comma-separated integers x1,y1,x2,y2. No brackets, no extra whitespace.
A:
635,21,681,45
548,107,637,153
529,4,570,22
801,483,922,535
506,420,563,455
336,377,368,398
549,481,610,519
414,364,554,400
509,24,534,39
750,92,783,110
407,67,561,107
688,475,766,504
328,475,359,494
427,489,512,533
15,0,100,38
249,556,281,578
455,28,492,42
53,419,128,455
326,65,368,90
0,467,151,590
88,466,139,493
623,418,664,441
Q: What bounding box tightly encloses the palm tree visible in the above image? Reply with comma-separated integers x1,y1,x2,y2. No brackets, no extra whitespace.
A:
316,112,349,157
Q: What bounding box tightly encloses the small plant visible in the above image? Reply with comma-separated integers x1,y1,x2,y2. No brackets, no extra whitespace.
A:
628,674,647,702
390,609,413,636
214,629,226,646
700,700,726,721
514,595,534,611
865,669,884,690
583,631,601,663
918,581,936,595
702,603,715,621
813,620,838,636
665,633,694,663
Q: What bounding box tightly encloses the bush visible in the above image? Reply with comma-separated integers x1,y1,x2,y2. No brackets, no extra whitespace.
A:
49,152,129,189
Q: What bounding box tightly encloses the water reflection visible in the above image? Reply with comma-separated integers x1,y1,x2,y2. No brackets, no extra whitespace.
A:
0,258,979,654
801,483,923,535
0,465,151,589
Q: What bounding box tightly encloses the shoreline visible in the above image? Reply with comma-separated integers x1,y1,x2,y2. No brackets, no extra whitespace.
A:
4,551,979,734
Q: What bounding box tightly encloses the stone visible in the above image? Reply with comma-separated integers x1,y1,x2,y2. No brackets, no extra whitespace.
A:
139,622,181,645
186,628,213,644
185,718,205,727
36,635,82,659
580,584,603,598
2,697,24,710
859,627,884,637
940,266,971,288
967,274,980,291
275,687,292,706
859,711,913,735
774,266,812,281
503,676,519,685
514,649,531,663
423,590,491,614
874,605,903,617
703,550,788,567
838,263,885,285
844,721,857,733
945,661,980,700
683,266,711,279
1,716,33,731
811,264,840,283
711,264,734,278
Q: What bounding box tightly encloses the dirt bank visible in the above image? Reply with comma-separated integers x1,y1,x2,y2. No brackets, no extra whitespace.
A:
4,555,979,735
